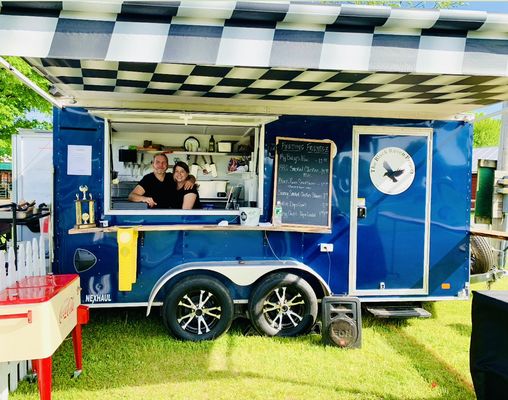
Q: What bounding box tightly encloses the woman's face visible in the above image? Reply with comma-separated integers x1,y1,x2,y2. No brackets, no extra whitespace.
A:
173,165,188,183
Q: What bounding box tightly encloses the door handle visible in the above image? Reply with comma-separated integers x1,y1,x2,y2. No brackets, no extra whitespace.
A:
0,310,32,323
357,205,367,219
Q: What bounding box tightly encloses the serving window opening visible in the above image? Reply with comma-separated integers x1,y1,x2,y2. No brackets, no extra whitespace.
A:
103,113,271,216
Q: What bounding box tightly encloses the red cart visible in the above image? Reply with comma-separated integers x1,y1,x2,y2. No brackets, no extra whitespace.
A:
0,274,89,400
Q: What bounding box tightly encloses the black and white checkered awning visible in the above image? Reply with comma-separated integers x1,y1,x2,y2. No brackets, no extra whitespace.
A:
2,1,508,119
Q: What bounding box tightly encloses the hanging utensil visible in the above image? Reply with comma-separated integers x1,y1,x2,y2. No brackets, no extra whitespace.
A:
190,155,199,177
135,151,143,176
139,152,145,176
201,155,210,175
209,155,217,177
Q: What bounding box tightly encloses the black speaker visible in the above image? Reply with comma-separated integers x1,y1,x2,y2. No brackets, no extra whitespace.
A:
322,296,362,349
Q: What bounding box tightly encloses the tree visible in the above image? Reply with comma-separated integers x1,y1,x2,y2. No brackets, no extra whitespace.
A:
0,57,52,155
473,114,501,148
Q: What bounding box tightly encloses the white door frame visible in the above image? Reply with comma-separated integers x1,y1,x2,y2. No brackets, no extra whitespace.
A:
349,125,433,296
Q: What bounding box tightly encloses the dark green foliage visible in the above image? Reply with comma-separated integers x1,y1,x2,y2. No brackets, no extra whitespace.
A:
0,56,52,155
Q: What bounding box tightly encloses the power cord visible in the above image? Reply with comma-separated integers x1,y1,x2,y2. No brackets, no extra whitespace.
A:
264,231,285,263
327,251,332,287
227,215,240,223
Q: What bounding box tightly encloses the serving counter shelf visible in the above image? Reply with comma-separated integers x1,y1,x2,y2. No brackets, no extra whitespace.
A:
68,224,331,234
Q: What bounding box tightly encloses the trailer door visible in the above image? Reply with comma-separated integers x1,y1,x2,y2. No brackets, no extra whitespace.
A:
349,126,433,296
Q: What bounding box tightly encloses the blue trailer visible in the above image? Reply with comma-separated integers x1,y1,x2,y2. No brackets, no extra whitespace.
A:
3,1,503,342
48,108,472,340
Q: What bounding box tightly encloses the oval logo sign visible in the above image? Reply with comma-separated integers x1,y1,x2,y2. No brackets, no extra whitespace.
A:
369,147,415,195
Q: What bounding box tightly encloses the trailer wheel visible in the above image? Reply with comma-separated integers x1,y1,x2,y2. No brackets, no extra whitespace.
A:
162,276,234,341
470,236,495,275
248,273,318,337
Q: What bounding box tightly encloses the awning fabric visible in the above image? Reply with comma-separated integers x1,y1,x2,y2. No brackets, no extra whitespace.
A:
1,1,508,118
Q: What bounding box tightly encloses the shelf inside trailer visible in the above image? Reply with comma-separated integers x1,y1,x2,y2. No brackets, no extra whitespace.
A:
137,148,249,157
68,224,331,235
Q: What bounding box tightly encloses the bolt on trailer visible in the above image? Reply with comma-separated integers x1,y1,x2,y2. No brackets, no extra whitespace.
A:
2,1,504,342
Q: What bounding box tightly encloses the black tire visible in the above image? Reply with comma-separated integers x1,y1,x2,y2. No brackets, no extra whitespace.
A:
248,273,318,337
470,236,495,275
162,275,234,341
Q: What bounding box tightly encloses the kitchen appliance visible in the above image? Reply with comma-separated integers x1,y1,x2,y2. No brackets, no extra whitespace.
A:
196,180,228,198
217,141,236,152
184,136,200,152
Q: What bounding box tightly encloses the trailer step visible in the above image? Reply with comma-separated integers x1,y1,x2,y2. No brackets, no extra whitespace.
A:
365,306,431,319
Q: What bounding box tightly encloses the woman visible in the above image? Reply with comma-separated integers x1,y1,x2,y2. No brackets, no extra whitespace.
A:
172,161,201,209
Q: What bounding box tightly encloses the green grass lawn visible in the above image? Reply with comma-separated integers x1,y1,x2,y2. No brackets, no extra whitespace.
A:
10,278,508,400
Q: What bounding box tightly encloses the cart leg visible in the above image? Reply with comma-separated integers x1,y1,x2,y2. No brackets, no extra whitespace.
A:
71,305,89,378
32,357,52,400
71,324,83,377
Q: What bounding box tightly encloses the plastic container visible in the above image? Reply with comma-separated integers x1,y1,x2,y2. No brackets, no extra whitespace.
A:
273,201,283,226
239,207,260,226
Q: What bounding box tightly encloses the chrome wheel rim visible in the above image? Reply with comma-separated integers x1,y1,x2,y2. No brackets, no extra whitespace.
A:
262,286,306,331
176,289,222,335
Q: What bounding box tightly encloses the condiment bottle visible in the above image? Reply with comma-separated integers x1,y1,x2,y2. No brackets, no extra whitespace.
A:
209,135,216,152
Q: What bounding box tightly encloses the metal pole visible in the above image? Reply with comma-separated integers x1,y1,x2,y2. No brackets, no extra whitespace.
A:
498,102,508,170
10,203,17,270
498,101,508,269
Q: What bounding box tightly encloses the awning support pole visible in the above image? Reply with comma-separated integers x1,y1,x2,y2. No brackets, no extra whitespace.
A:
0,56,64,109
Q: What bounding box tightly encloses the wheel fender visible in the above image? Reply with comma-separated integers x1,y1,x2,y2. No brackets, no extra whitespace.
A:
146,260,331,315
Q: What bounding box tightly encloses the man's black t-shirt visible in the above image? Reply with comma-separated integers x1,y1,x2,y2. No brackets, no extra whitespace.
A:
138,173,176,209
171,187,201,209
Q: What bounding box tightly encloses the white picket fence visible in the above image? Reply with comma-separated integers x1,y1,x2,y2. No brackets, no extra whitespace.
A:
0,236,47,400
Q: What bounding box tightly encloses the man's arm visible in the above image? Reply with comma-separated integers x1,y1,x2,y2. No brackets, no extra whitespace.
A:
128,185,157,208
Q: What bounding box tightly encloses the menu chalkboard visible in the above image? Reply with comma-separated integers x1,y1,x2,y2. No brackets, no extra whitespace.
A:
273,137,333,228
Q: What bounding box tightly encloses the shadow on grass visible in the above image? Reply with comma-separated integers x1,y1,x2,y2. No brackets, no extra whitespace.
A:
447,323,472,337
11,309,475,400
296,313,476,400
376,323,475,400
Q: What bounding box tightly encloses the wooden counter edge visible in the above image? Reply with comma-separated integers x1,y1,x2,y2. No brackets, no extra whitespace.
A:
470,227,508,240
68,224,331,235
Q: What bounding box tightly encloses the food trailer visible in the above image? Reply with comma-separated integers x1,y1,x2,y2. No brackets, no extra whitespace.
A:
2,1,505,341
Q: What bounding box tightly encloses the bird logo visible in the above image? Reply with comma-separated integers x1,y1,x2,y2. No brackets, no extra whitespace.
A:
383,161,404,182
370,147,415,195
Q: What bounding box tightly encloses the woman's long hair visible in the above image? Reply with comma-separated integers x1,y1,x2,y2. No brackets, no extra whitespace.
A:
173,161,190,174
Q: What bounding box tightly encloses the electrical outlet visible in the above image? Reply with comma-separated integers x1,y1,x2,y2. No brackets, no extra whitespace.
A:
320,243,334,252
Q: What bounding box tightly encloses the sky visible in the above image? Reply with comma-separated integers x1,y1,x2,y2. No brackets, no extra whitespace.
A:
455,1,508,13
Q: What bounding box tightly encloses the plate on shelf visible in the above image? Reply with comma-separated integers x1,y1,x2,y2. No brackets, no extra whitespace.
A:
184,136,200,152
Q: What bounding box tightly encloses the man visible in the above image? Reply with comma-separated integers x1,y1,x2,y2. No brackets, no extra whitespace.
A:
128,153,194,208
